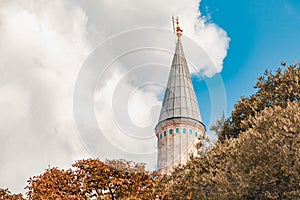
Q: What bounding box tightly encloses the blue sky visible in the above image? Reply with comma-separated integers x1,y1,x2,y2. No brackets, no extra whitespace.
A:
194,0,300,130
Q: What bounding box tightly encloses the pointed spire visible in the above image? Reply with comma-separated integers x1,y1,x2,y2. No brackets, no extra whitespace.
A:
157,20,202,124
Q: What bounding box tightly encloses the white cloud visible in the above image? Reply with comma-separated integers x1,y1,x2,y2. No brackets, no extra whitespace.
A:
76,0,230,76
0,0,229,194
94,69,160,168
0,0,91,193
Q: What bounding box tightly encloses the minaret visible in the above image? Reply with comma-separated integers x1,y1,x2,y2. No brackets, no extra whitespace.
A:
155,18,205,174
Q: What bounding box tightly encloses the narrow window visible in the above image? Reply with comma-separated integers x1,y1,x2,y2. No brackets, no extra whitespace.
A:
189,129,192,135
183,128,186,134
195,132,198,137
164,131,166,137
176,128,180,134
169,129,173,135
160,134,162,139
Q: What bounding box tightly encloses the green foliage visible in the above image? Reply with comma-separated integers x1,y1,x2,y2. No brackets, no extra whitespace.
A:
220,64,300,141
165,102,300,199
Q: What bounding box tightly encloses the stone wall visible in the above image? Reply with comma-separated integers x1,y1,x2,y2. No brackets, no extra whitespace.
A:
155,118,205,174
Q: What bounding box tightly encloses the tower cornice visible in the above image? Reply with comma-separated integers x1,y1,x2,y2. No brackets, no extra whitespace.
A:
155,116,206,134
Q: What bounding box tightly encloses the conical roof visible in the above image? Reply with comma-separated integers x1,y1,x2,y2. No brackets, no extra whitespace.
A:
158,39,202,124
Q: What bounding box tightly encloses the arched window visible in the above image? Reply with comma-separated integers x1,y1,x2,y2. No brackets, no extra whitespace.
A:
164,131,166,137
169,129,173,135
183,128,186,134
160,134,162,139
176,128,180,134
195,132,198,137
189,129,193,135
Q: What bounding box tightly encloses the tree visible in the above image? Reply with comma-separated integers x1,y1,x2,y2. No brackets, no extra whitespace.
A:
73,159,159,199
26,159,159,200
214,102,300,199
26,167,83,200
0,188,25,200
219,64,300,141
166,102,300,199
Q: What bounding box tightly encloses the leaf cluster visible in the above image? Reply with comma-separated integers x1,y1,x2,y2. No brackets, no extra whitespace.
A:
220,64,300,141
0,188,25,200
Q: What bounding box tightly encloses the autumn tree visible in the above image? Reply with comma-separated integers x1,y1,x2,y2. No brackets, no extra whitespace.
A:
26,167,83,200
219,63,300,141
0,188,25,200
73,159,159,199
26,159,159,199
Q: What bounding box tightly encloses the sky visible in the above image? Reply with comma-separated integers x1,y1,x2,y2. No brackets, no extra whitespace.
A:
0,0,299,194
196,0,300,128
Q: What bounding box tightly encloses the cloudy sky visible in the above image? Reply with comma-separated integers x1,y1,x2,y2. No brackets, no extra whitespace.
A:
0,0,299,194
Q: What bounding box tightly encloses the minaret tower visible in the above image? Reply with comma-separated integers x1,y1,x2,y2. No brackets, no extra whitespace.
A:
155,18,206,174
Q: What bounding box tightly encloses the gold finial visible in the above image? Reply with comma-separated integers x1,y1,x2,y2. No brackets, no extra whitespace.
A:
176,17,183,40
